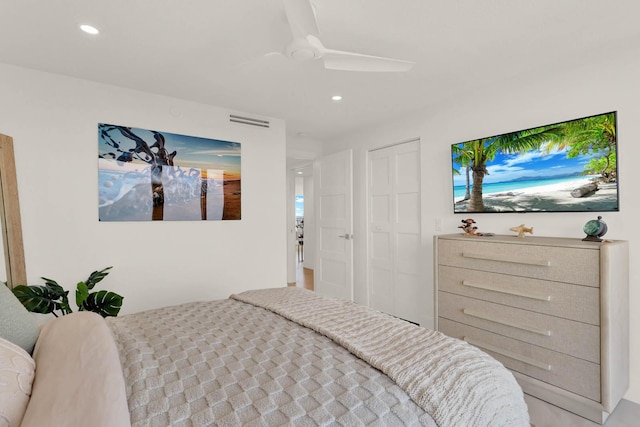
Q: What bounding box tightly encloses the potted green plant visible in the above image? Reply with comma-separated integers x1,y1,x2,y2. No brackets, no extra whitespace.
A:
11,266,124,317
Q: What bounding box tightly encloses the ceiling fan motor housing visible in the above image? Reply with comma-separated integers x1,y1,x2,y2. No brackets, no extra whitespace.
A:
286,37,322,61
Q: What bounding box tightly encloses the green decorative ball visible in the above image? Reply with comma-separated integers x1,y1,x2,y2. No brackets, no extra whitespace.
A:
583,216,607,242
583,219,602,236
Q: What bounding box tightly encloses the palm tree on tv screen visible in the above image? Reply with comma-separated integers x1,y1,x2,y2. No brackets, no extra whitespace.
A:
463,124,564,211
544,112,616,182
452,144,473,201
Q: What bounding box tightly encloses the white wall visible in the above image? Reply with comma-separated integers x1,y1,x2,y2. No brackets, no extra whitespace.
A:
324,49,640,403
286,134,325,162
0,63,287,315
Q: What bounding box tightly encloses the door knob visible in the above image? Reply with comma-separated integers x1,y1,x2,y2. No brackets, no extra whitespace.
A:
338,234,352,240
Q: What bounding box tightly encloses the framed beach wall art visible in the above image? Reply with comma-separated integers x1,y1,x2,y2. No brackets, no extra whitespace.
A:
451,111,618,213
98,123,241,221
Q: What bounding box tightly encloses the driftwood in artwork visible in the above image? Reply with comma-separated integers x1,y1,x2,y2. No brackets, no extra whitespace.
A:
100,125,179,220
570,183,598,198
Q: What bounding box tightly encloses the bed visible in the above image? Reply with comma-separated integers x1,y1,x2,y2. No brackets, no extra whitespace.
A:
2,286,529,426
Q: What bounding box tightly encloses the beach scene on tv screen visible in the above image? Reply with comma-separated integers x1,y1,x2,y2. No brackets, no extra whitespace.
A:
452,112,618,213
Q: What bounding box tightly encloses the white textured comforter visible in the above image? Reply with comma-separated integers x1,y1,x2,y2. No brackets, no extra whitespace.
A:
232,288,529,426
108,287,529,426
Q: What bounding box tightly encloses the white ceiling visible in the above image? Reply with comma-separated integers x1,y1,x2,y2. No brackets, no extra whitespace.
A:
1,1,638,140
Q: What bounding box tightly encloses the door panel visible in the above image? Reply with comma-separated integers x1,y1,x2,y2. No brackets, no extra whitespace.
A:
368,140,421,323
314,150,353,300
320,194,346,219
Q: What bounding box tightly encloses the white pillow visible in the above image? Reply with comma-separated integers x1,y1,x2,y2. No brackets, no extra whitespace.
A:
0,336,35,427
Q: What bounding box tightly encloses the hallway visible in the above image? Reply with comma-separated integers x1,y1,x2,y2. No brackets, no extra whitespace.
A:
288,261,313,291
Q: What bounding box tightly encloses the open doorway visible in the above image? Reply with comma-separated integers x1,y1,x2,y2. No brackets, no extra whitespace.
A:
288,167,314,290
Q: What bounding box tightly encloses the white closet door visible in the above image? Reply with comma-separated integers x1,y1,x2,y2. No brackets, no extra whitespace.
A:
368,140,421,323
314,149,353,301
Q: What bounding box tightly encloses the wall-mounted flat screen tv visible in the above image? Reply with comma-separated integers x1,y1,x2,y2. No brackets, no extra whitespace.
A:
451,111,618,213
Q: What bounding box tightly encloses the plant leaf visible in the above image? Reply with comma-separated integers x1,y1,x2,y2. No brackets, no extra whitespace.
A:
76,281,89,308
41,277,72,315
81,290,123,317
43,281,66,299
40,276,60,287
12,285,61,314
85,266,112,290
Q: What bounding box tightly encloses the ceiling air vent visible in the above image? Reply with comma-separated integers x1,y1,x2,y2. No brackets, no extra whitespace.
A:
229,114,270,128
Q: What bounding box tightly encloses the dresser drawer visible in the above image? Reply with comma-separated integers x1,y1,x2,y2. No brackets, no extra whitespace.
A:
439,318,601,402
439,292,600,363
437,239,600,286
438,265,600,325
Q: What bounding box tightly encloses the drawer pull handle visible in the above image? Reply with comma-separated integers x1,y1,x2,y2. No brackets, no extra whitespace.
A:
462,280,551,301
462,308,552,336
464,337,552,371
462,252,551,267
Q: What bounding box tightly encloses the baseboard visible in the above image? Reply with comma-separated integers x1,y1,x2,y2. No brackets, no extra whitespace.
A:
526,394,640,427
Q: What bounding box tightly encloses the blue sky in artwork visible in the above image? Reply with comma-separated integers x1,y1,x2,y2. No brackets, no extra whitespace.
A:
452,144,591,186
98,124,241,177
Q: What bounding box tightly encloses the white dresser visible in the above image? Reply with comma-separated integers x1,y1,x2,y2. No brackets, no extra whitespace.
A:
434,234,629,424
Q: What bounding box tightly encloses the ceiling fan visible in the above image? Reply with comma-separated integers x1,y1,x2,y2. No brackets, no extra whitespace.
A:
279,0,415,72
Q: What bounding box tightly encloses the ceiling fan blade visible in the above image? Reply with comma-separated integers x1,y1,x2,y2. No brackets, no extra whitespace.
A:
321,48,415,72
283,0,320,40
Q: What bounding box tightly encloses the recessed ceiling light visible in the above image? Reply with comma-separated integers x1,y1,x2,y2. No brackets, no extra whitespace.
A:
297,171,303,174
80,24,99,35
331,95,342,101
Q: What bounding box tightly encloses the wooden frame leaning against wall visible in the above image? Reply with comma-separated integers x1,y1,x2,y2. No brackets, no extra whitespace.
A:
0,133,26,288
